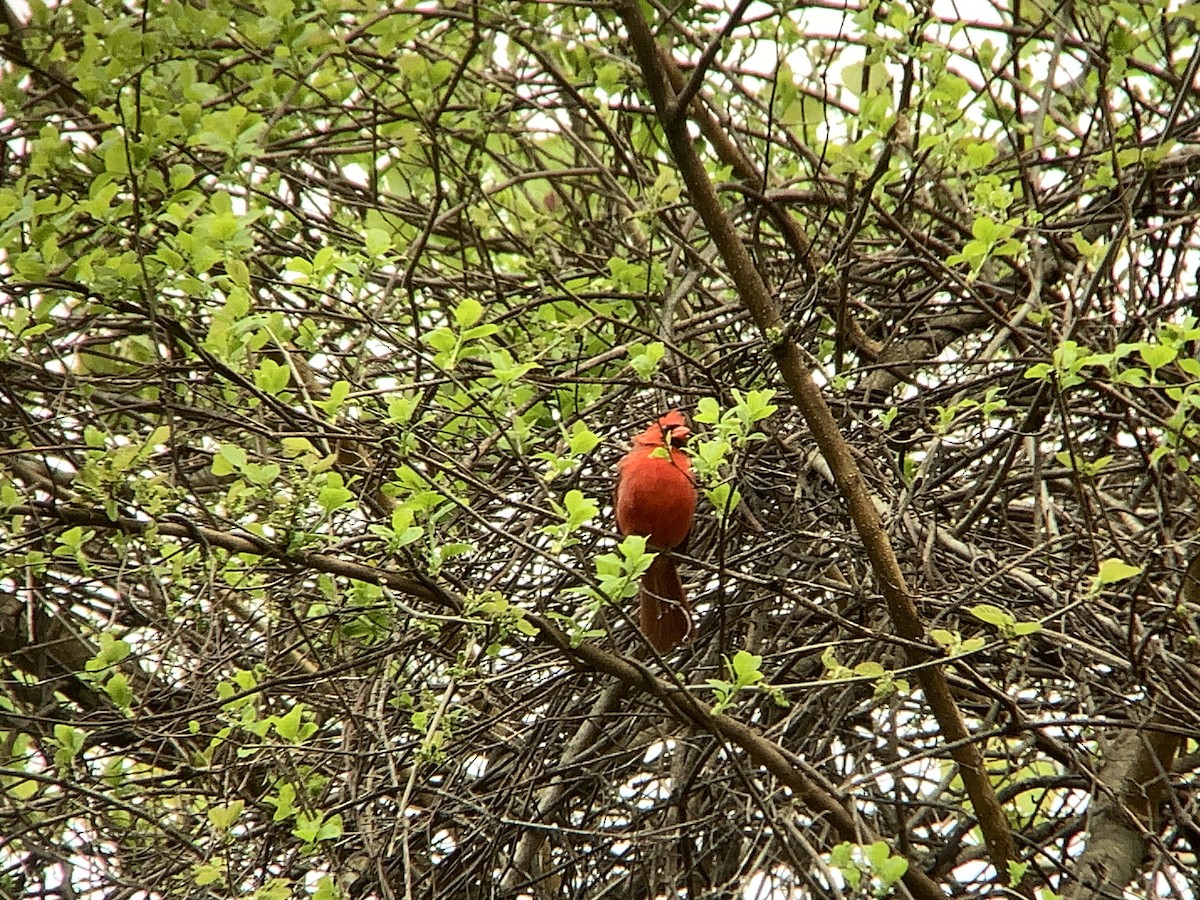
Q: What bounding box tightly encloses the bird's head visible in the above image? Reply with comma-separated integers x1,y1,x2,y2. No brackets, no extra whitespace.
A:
654,410,690,448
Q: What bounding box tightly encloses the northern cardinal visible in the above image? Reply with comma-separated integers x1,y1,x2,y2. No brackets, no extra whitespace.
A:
614,410,697,650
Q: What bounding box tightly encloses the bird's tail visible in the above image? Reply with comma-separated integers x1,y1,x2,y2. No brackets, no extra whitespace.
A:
639,555,692,651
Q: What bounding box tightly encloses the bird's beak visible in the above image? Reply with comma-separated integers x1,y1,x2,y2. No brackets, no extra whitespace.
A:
667,425,690,447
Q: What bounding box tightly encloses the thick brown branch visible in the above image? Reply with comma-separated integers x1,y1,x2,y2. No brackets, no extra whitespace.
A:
1063,727,1180,900
613,0,1022,887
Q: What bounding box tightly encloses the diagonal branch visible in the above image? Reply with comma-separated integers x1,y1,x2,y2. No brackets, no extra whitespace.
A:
537,617,946,900
667,0,756,123
10,502,455,613
612,0,1023,888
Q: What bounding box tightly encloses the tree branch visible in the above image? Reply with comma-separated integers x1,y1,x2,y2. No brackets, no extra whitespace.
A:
10,502,455,613
1062,726,1180,900
613,0,1023,887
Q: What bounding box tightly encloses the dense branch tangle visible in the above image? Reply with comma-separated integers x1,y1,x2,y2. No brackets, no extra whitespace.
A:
1,1,1199,898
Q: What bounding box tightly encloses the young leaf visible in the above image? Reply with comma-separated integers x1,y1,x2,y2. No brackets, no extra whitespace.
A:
208,800,245,832
454,297,484,328
969,604,1012,627
1094,557,1143,587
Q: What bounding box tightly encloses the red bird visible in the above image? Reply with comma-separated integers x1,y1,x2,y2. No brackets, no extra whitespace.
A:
614,410,697,650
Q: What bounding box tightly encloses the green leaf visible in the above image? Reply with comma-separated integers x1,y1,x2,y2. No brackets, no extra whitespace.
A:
729,649,763,686
878,855,909,885
740,389,777,422
963,141,996,168
694,397,721,424
208,799,244,831
387,394,420,423
489,349,537,384
930,629,957,646
1024,362,1053,380
513,616,539,637
1113,366,1148,386
313,876,341,900
424,326,456,353
275,703,307,743
318,473,355,514
56,525,90,554
103,138,128,175
561,489,598,530
213,443,247,476
254,358,291,394
1094,557,1143,586
854,661,885,678
930,72,969,104
567,423,601,456
969,604,1012,627
628,341,665,379
364,227,391,257
294,811,344,844
267,783,298,822
315,813,344,842
1139,343,1176,372
53,724,86,762
256,878,291,900
1008,860,1030,884
318,380,352,417
242,462,281,487
705,483,741,519
865,840,890,868
193,862,223,886
104,672,133,708
88,632,132,671
821,646,852,679
1071,231,1101,260
461,323,499,342
454,297,484,328
842,60,891,99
